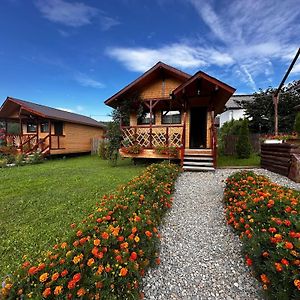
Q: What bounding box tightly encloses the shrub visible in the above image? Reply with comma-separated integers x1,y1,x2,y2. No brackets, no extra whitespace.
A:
294,112,300,135
236,119,251,158
98,140,109,160
26,151,44,164
0,146,18,156
1,162,180,299
224,171,300,300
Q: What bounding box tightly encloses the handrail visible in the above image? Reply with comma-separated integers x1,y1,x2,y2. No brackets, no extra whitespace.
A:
121,124,183,129
180,112,187,166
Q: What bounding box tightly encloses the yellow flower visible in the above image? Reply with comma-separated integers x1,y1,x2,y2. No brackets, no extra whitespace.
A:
39,273,48,283
134,236,140,243
73,253,83,264
54,286,63,295
87,258,95,266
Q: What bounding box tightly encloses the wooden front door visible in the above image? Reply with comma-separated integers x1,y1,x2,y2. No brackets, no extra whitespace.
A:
189,107,207,148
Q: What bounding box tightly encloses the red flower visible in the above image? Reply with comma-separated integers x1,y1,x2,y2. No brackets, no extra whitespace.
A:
42,287,51,298
61,269,68,277
101,232,109,239
268,227,277,233
73,273,81,283
119,267,128,277
145,231,152,238
246,257,253,266
67,280,76,290
130,252,138,261
284,241,294,250
281,258,289,266
275,262,283,272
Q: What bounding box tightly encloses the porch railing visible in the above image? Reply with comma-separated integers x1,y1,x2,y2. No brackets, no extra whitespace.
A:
121,125,183,149
6,134,38,153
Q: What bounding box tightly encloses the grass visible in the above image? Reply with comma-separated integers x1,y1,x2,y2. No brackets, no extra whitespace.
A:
217,153,260,167
0,155,145,278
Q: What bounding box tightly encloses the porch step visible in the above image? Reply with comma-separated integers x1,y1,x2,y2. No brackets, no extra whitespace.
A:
183,148,215,172
183,161,213,167
183,165,215,171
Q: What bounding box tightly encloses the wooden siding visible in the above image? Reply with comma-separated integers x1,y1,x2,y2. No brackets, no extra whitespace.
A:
140,77,183,99
50,122,104,154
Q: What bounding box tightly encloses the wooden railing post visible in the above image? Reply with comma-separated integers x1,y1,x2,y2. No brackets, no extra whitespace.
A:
166,126,169,147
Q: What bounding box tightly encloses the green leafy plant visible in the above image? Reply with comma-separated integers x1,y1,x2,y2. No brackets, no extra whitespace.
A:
98,140,109,160
26,151,44,164
224,171,300,299
294,112,300,136
122,144,143,155
155,145,179,158
15,154,26,166
1,162,180,299
236,119,251,159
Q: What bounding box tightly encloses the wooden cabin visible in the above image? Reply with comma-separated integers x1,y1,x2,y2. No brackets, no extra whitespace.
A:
0,97,106,155
105,62,235,170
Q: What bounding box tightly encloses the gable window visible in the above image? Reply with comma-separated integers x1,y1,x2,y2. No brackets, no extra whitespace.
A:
40,122,49,133
162,110,181,124
54,121,64,136
27,123,37,133
137,112,155,125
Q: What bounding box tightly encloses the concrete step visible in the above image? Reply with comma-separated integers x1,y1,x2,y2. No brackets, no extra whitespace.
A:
183,165,215,171
184,156,213,161
183,161,213,167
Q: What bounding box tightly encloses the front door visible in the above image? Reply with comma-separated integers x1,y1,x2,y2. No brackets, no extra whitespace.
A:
189,107,207,148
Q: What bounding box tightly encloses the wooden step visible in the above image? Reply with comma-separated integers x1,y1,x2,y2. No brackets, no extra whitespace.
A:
183,165,215,171
184,149,212,156
184,156,213,161
183,161,213,167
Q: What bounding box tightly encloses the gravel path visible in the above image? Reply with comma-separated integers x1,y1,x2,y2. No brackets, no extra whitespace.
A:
143,168,300,300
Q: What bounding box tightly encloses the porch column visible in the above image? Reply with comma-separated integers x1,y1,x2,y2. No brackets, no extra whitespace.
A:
149,99,153,148
19,116,23,152
4,119,8,145
48,120,52,150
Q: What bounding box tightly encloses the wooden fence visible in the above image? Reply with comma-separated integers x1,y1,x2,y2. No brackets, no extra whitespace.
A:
223,134,261,155
91,137,106,155
261,143,300,176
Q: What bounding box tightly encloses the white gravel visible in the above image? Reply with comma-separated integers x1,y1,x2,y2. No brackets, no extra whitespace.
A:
143,168,300,300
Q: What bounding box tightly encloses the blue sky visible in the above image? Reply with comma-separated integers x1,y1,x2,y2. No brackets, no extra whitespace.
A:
0,0,299,121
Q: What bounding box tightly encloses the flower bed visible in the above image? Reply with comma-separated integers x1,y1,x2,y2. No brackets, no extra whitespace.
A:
224,171,300,299
1,162,180,299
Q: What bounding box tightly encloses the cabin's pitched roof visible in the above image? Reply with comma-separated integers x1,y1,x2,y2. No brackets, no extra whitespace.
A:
0,97,105,128
105,61,191,108
225,94,254,109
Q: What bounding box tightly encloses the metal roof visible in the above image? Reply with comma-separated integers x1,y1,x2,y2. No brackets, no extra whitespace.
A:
225,94,254,109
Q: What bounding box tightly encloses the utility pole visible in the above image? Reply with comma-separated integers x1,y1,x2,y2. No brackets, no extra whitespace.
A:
273,47,300,135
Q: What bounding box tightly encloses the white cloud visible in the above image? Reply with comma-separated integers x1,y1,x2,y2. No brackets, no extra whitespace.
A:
74,73,105,88
291,62,300,74
35,0,98,27
56,107,74,113
108,44,234,72
100,16,120,31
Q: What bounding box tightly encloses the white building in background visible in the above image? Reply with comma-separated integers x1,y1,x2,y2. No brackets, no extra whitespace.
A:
218,94,254,127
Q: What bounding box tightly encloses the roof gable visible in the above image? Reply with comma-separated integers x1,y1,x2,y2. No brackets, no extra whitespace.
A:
0,97,105,128
104,61,191,108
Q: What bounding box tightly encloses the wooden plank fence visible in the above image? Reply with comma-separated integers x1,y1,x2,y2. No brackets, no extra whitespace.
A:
223,134,261,155
261,143,300,176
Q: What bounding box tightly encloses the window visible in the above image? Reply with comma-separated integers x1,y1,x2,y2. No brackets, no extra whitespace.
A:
27,123,37,133
162,110,181,124
137,112,155,125
54,122,64,136
40,122,49,133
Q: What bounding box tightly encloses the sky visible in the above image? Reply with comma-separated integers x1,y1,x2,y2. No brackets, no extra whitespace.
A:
0,0,299,121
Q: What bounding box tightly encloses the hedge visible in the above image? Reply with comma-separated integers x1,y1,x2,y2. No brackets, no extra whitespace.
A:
224,171,300,300
1,162,180,299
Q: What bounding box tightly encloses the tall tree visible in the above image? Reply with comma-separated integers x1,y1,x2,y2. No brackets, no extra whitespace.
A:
241,81,300,134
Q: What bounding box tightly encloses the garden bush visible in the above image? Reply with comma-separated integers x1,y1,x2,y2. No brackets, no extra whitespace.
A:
98,140,109,160
236,119,251,159
1,162,180,299
224,171,300,300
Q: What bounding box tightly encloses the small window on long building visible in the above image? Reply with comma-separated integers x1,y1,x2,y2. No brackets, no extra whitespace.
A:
40,122,49,133
137,112,155,125
27,123,37,133
54,122,64,136
162,110,181,124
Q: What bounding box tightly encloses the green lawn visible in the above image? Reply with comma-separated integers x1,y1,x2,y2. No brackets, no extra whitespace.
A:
0,156,145,278
217,153,260,167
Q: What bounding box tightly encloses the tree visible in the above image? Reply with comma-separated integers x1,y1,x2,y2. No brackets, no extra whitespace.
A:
294,112,300,135
241,81,300,134
236,119,251,159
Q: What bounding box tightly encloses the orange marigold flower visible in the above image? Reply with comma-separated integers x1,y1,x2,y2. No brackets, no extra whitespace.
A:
117,236,124,242
294,279,300,290
76,230,83,237
61,242,67,249
54,286,63,296
95,281,103,289
119,267,128,277
134,215,141,222
155,258,161,265
67,280,76,290
260,274,270,284
73,253,83,264
28,266,38,275
145,231,152,238
42,287,51,298
22,261,30,268
101,232,109,239
275,262,283,272
87,258,95,267
281,258,289,266
132,227,138,234
77,288,86,297
61,269,68,277
120,242,129,249
94,239,101,246
284,241,294,249
51,272,59,281
39,272,49,283
96,265,104,275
